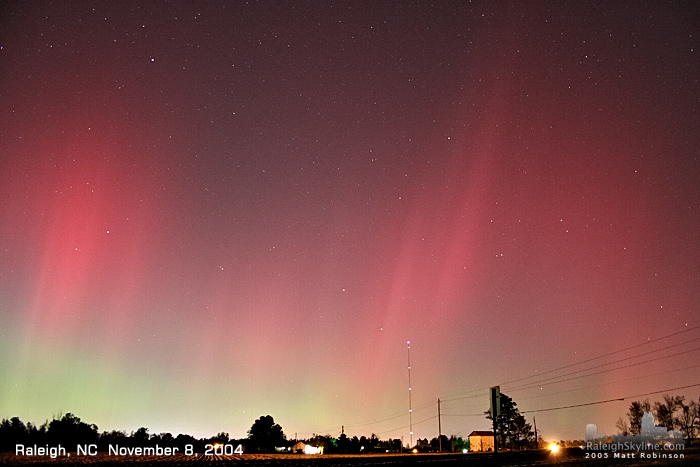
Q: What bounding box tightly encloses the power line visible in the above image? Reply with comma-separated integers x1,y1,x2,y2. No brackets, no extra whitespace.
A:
307,400,437,436
442,413,485,418
357,379,700,439
437,377,700,420
514,362,700,403
374,415,438,436
439,324,700,404
304,324,700,439
504,337,700,392
441,388,490,403
521,382,700,414
343,407,420,429
431,326,700,433
506,346,700,393
501,323,700,387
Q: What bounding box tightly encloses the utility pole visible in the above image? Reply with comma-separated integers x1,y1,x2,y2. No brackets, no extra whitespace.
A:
533,417,538,449
490,386,500,454
437,398,442,453
492,413,498,454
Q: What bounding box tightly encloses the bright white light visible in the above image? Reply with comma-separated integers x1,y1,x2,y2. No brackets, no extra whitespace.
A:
304,445,322,455
548,443,560,454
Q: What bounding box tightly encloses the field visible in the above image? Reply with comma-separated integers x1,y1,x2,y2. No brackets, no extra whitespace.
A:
1,447,698,466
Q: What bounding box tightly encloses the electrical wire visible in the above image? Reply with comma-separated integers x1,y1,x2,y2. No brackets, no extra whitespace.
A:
505,346,700,393
504,338,700,392
439,324,700,404
520,382,700,414
304,324,700,439
501,323,700,387
514,361,700,403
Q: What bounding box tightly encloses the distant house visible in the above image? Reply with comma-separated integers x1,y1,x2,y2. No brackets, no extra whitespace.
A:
469,431,494,452
292,442,306,453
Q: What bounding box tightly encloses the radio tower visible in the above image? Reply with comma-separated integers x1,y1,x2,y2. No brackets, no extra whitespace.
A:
407,340,413,449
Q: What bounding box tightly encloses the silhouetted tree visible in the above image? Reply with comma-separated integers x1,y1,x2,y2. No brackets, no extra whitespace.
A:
510,412,534,449
450,435,468,453
28,421,48,446
627,400,651,435
246,415,285,453
368,433,380,452
387,438,402,452
132,427,151,445
99,430,128,450
150,432,175,446
430,435,449,452
210,432,230,444
654,394,684,430
307,434,334,453
358,435,369,451
615,417,630,435
485,393,534,450
675,398,699,440
336,432,350,453
536,435,545,449
47,413,98,448
0,417,29,451
349,435,361,453
413,438,429,452
175,433,199,452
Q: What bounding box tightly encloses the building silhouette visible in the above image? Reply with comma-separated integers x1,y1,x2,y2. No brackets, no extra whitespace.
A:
585,423,606,442
639,412,683,441
586,411,684,448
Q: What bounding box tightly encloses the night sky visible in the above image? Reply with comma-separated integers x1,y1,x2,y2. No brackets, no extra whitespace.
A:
1,1,699,443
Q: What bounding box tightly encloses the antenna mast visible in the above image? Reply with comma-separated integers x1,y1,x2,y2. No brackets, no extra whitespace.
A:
407,340,413,449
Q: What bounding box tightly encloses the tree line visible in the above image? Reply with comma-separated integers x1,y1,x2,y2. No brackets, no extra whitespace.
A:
0,413,228,453
7,393,693,455
2,393,530,454
616,394,700,439
483,391,700,450
1,412,466,454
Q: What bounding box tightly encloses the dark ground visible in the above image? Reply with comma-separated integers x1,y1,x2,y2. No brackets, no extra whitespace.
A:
1,447,697,466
